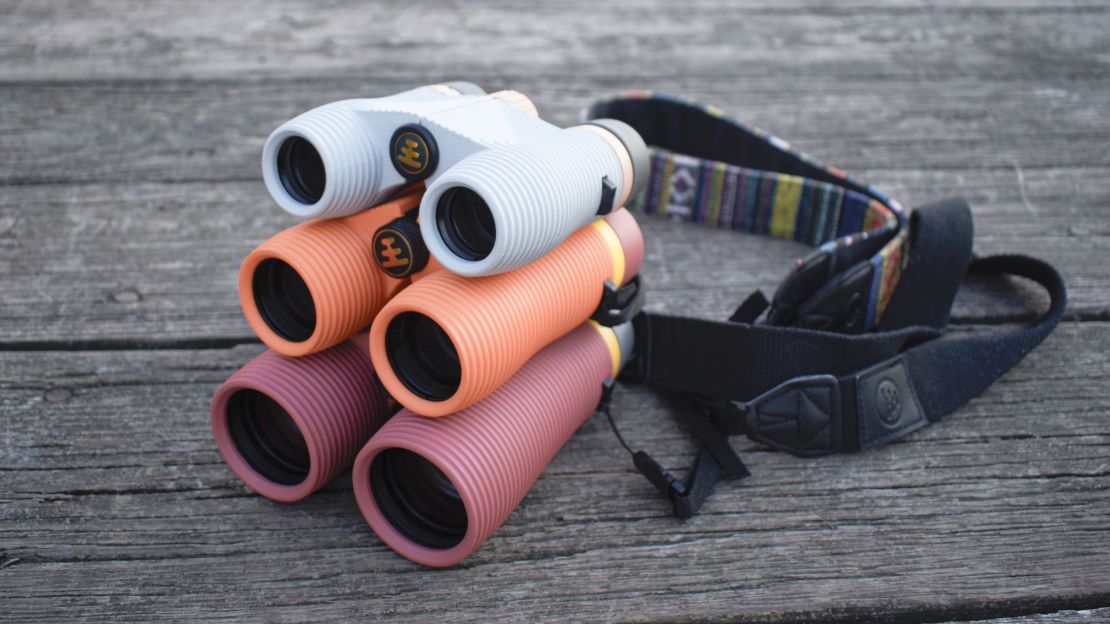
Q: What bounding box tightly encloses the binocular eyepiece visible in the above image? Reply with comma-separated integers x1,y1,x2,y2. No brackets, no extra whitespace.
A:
210,337,392,502
261,84,648,277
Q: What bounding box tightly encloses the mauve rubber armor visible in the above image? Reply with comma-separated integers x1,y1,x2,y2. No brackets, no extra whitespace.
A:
211,336,392,503
353,322,622,567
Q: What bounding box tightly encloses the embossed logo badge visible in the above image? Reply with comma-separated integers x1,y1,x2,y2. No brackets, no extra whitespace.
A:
390,124,438,180
374,228,415,277
876,378,903,426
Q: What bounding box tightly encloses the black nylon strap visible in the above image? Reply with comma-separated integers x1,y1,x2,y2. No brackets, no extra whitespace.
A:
623,312,938,402
716,253,1066,455
877,198,974,332
619,200,1066,517
895,254,1067,422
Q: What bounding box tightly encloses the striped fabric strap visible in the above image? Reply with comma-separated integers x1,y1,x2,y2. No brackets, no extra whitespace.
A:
584,92,911,329
636,148,895,246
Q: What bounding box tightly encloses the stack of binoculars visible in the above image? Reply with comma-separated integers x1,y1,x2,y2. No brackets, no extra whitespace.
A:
210,82,650,567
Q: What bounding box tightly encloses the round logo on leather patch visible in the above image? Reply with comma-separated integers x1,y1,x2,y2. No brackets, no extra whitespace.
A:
390,124,438,180
876,378,903,426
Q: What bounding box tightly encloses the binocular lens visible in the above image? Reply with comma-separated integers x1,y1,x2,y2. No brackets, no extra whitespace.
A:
370,448,467,549
277,136,326,205
385,312,461,401
226,389,310,486
252,258,317,342
435,187,496,261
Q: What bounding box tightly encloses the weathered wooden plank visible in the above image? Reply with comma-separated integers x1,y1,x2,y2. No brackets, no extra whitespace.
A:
1,322,1107,622
2,0,1107,621
3,0,1108,82
949,609,1110,624
2,172,1101,344
3,77,1109,186
0,170,1103,346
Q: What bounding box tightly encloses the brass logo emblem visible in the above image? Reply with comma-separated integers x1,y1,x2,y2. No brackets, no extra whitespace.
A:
374,228,415,278
390,124,438,180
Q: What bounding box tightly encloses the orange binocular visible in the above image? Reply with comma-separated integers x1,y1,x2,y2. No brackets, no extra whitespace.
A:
369,207,644,417
238,187,434,356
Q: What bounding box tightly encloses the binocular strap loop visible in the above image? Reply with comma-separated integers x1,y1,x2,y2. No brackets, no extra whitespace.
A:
601,385,750,519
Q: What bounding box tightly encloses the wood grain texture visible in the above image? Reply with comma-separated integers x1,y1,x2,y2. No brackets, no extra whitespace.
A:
2,0,1108,82
955,610,1110,624
0,172,1103,345
1,323,1109,622
1,0,1108,621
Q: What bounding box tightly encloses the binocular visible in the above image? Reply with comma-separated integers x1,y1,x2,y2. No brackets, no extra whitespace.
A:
370,206,642,416
214,82,649,566
354,321,631,567
261,82,649,276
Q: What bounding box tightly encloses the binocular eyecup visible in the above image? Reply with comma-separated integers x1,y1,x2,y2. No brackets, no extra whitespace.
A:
239,190,423,357
370,448,468,550
384,311,461,402
225,388,310,486
435,187,496,262
211,338,391,502
251,258,317,343
276,136,327,206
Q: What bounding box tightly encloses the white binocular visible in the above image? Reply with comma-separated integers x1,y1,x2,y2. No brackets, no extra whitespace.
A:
261,82,648,276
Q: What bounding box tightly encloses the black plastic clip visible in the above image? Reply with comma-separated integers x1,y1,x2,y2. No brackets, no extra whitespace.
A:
633,451,687,499
595,175,617,215
592,274,645,327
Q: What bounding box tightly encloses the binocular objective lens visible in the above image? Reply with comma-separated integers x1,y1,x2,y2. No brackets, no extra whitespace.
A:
226,389,310,486
277,136,326,205
371,448,467,549
385,312,461,401
252,259,317,342
435,187,496,261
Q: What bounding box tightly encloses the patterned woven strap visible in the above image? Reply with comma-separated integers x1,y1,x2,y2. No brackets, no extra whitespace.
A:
637,148,896,245
584,92,911,328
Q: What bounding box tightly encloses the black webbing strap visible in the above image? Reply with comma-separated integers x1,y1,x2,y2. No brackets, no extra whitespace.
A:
609,202,1067,517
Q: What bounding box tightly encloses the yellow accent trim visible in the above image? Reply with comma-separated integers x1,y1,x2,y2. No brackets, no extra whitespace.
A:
770,174,804,240
590,219,626,285
588,320,622,379
658,157,675,217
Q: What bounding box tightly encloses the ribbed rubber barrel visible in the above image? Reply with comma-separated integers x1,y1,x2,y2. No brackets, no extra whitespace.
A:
263,102,386,219
353,323,614,567
420,126,626,276
211,337,391,503
239,191,417,357
261,85,487,218
370,208,643,417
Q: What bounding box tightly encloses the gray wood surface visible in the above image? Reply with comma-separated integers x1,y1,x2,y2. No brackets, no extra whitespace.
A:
1,0,1108,622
